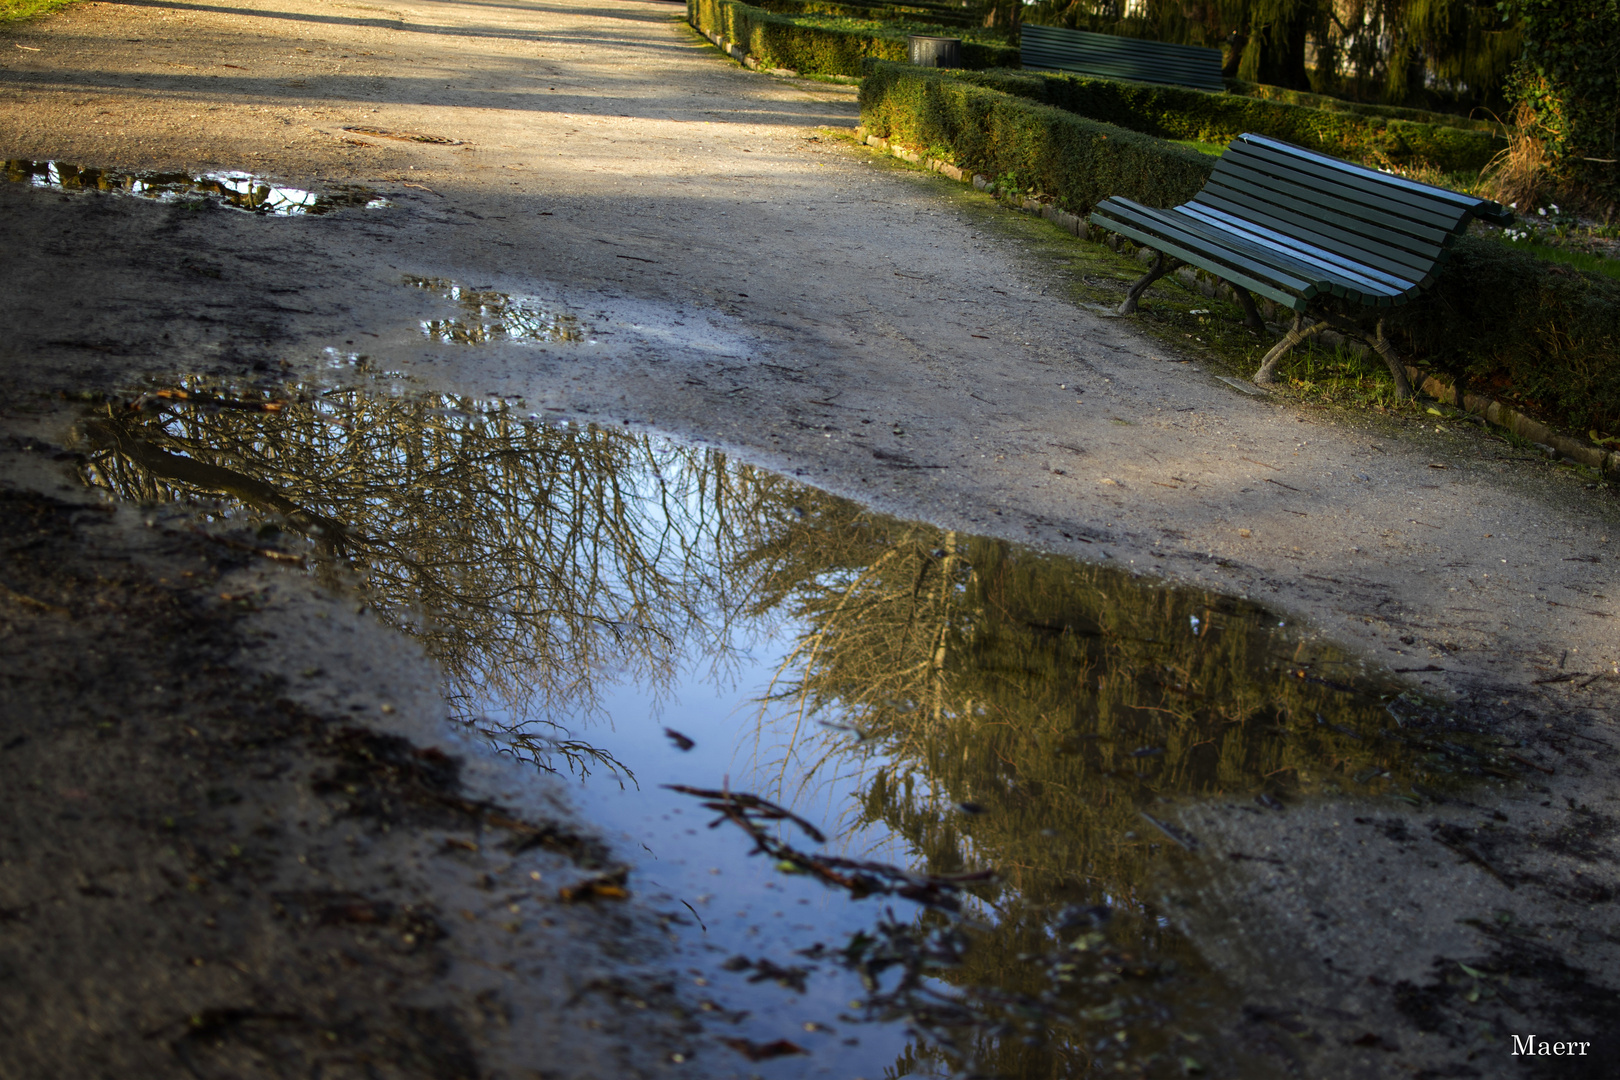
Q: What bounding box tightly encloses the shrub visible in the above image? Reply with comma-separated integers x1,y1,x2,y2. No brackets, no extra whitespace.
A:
688,0,1020,76
1510,0,1620,210
1390,235,1620,435
859,61,1213,213
752,0,981,30
938,66,1503,174
1223,80,1498,132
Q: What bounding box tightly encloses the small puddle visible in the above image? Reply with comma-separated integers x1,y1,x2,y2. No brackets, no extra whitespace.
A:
404,276,589,344
73,379,1517,1078
4,159,387,215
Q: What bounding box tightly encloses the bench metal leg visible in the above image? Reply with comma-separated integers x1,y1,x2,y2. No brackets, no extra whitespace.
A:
1226,283,1264,329
1253,315,1325,386
1117,251,1182,316
1255,314,1415,399
1368,318,1414,399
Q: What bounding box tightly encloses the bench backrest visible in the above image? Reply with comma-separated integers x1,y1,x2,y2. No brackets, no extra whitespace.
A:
1191,133,1512,289
1020,25,1224,93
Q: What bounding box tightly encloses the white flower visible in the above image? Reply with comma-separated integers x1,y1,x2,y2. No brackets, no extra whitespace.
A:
1551,204,1559,212
1509,202,1517,209
1538,207,1547,216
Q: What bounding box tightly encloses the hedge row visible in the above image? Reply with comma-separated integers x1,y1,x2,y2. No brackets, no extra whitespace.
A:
935,66,1503,174
1223,79,1498,133
860,63,1620,435
858,60,1214,213
752,0,980,29
687,0,1019,75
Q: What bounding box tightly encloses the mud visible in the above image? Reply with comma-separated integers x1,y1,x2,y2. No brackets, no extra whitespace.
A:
1,0,1619,1076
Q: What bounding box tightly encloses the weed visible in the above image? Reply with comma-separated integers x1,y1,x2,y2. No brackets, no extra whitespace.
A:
0,0,78,22
1480,101,1550,211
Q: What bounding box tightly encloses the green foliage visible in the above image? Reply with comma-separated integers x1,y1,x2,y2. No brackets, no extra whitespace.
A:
860,62,1215,212
0,0,79,23
688,0,1019,75
752,0,984,30
1390,233,1620,433
950,65,1505,173
1509,0,1620,206
1023,1,1518,110
1225,78,1499,131
1499,236,1620,281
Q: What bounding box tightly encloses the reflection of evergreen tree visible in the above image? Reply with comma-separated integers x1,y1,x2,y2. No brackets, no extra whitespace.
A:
739,501,1493,1078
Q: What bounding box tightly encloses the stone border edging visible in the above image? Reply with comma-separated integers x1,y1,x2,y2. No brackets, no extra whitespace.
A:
854,124,1620,478
1399,369,1620,476
693,24,800,76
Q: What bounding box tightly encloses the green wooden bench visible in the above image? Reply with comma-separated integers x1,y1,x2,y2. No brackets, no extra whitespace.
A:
1020,25,1224,92
1087,133,1513,395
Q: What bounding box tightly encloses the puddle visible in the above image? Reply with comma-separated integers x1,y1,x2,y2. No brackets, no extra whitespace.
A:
405,276,589,344
4,159,387,215
73,378,1518,1078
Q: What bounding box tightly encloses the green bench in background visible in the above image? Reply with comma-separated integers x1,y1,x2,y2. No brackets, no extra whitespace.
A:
1088,133,1513,396
1020,25,1224,92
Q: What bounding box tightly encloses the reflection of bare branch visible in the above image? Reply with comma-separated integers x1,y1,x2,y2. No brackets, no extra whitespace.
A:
75,382,797,778
666,784,994,909
83,419,354,544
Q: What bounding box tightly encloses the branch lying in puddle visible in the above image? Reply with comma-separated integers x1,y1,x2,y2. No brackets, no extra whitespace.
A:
664,784,994,909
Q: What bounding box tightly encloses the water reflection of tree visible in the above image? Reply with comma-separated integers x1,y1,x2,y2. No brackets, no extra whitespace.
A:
77,382,784,777
738,498,1452,1077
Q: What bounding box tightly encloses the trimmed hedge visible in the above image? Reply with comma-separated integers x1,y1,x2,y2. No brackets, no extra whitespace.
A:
934,65,1503,175
861,63,1620,436
1388,238,1620,434
688,0,1019,75
1224,80,1499,133
859,61,1213,213
753,0,981,29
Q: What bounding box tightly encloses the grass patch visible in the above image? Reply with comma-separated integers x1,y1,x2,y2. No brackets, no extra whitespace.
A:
1499,237,1620,281
1,0,78,24
1170,139,1225,158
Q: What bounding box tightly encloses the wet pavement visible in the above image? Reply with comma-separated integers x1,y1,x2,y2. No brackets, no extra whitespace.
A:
3,159,385,215
73,377,1527,1078
405,276,589,345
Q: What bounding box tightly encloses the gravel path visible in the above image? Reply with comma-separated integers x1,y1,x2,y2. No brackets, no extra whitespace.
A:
2,0,1619,1075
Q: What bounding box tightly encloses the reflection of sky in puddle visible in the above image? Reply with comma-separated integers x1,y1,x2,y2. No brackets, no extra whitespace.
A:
75,378,1516,1078
404,276,590,345
3,159,387,215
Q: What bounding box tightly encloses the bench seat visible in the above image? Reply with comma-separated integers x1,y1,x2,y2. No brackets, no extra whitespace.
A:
1088,133,1512,393
1020,24,1225,92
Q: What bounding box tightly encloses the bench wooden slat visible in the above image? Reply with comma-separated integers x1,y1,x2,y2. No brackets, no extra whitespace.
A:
1224,139,1476,232
1198,172,1451,268
1175,204,1414,300
1208,157,1459,250
1192,191,1432,289
1214,158,1460,247
1093,201,1320,302
1019,24,1225,92
1196,181,1443,284
1159,207,1401,305
1088,214,1310,312
1239,134,1508,225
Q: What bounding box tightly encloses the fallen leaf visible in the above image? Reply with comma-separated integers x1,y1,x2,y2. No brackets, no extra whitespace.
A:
720,1038,807,1061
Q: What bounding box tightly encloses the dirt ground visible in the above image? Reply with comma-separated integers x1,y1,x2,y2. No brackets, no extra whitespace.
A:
2,0,1619,1076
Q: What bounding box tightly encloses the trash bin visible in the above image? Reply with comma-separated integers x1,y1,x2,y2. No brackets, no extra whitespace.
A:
908,35,962,68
